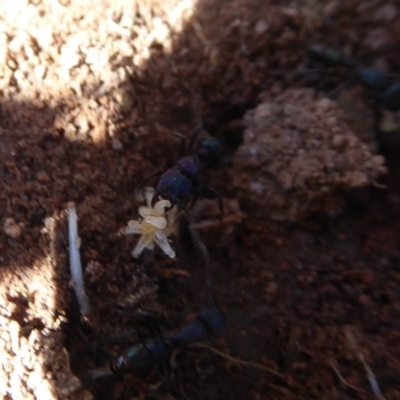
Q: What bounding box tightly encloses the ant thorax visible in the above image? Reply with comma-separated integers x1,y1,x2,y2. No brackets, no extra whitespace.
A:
176,156,202,178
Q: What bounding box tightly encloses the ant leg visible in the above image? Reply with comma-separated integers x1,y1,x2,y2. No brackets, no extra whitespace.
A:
136,312,169,337
188,123,203,153
188,98,205,152
90,329,140,370
179,204,220,310
143,170,163,188
187,222,219,308
153,358,175,393
328,81,351,98
154,122,187,157
175,199,221,310
295,69,346,92
188,181,203,210
113,305,168,333
170,130,187,158
203,186,224,218
188,184,224,219
97,329,139,347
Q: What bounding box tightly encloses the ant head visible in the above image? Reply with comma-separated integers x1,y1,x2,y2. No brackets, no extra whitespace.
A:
196,136,222,167
355,68,390,92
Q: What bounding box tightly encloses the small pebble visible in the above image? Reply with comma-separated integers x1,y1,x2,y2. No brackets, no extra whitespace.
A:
111,137,123,150
36,171,50,183
4,218,22,239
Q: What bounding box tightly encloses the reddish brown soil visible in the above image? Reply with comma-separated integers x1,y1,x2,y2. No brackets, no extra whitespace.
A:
1,1,400,399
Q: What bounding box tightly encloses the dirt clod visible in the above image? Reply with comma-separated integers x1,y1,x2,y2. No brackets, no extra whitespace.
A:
233,88,387,221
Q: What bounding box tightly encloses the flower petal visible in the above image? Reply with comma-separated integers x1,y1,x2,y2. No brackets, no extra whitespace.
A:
154,231,175,258
138,206,153,218
132,234,154,258
120,220,143,235
121,223,143,235
128,220,140,227
144,216,167,229
144,187,155,207
154,200,171,215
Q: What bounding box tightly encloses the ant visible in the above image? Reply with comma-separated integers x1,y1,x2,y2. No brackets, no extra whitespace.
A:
158,130,221,202
299,43,400,109
147,113,225,216
138,114,227,285
71,239,223,395
75,249,224,390
87,307,224,380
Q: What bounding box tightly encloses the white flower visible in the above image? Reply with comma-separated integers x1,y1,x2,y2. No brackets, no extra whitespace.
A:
121,187,176,258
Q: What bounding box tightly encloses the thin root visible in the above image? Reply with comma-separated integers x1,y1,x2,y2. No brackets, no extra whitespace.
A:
191,344,284,378
359,353,386,400
329,359,363,392
345,328,386,400
68,203,90,320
